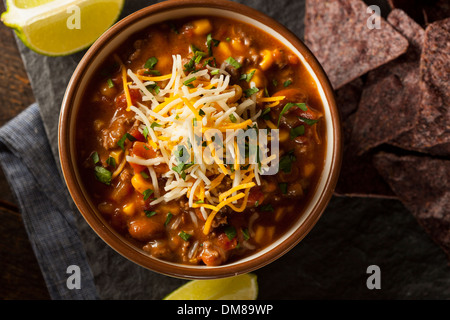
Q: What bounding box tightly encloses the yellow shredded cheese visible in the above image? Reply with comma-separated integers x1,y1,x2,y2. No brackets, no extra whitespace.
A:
120,54,278,234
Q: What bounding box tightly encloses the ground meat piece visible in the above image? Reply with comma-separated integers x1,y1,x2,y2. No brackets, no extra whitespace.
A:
101,114,134,150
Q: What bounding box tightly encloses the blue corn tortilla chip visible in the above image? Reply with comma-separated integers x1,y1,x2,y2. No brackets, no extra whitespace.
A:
389,17,450,156
373,152,450,261
351,9,425,155
305,0,409,89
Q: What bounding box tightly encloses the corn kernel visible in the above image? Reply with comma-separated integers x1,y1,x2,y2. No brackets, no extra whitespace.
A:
216,42,231,60
259,49,274,71
230,39,246,53
123,203,135,216
157,202,181,215
254,225,265,244
303,163,315,178
192,19,212,36
247,68,267,88
131,174,153,194
110,150,123,163
279,129,290,142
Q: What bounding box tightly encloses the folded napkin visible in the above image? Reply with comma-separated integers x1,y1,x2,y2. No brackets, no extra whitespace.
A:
0,103,98,300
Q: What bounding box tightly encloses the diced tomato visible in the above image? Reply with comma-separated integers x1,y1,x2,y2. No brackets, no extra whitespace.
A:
247,186,265,207
217,233,237,251
131,141,157,159
129,127,146,142
115,88,141,110
129,162,146,174
154,163,169,175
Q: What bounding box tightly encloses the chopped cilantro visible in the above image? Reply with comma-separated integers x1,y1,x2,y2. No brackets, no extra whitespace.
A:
279,182,288,194
259,203,274,212
183,77,196,86
300,117,319,126
178,231,192,241
241,227,250,241
142,126,149,140
164,212,173,226
91,151,99,165
283,79,292,87
278,103,307,127
224,225,237,240
143,189,154,201
144,57,158,69
94,166,112,185
145,210,157,218
279,150,296,173
244,87,259,97
206,33,220,56
117,133,137,151
106,156,116,168
107,78,114,88
225,56,241,69
290,125,305,139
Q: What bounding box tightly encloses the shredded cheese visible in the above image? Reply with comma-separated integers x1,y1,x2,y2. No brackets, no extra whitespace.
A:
118,54,277,234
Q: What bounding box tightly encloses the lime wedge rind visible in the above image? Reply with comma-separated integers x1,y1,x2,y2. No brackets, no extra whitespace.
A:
1,0,124,56
163,273,258,300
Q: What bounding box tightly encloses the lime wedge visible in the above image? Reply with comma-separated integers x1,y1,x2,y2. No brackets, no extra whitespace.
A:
164,273,258,300
1,0,124,56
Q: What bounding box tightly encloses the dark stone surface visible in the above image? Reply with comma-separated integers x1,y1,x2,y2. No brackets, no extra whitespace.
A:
12,0,450,299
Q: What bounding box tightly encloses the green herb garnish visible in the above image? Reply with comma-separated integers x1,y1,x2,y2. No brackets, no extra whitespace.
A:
144,57,158,69
172,162,194,180
259,203,274,212
224,225,237,240
142,126,149,140
144,69,162,76
260,108,271,120
107,78,114,88
241,227,250,241
240,69,256,83
91,151,99,165
229,114,237,123
290,125,305,139
150,122,162,129
278,103,307,127
140,171,150,179
94,166,112,185
117,133,137,151
145,210,157,218
164,212,173,226
106,156,116,168
279,182,288,194
244,87,259,97
299,117,319,126
143,189,154,201
183,77,196,86
178,231,192,241
283,79,292,87
206,33,220,56
279,150,296,173
225,56,241,69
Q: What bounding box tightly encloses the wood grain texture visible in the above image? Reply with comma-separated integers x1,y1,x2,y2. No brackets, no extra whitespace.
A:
0,1,50,300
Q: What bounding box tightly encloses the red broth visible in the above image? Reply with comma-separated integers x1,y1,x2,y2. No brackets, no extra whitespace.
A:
76,17,326,266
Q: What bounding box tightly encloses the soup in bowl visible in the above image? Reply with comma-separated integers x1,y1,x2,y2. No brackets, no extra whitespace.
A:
59,0,341,279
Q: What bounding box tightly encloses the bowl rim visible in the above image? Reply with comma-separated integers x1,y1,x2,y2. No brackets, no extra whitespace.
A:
58,0,342,279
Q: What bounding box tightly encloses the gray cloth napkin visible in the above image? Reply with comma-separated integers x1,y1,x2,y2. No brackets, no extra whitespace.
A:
0,103,98,299
2,0,450,300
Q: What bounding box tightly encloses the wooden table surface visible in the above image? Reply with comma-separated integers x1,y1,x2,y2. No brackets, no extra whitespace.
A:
0,1,51,300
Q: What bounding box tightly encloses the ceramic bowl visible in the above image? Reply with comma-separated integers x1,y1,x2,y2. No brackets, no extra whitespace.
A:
58,0,342,279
